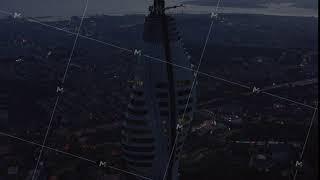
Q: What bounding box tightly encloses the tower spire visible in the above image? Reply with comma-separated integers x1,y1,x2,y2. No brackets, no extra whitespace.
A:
151,0,165,15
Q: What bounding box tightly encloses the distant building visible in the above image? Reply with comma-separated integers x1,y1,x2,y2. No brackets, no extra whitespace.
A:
121,1,196,180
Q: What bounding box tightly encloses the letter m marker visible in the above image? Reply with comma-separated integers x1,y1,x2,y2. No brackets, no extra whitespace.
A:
134,49,142,56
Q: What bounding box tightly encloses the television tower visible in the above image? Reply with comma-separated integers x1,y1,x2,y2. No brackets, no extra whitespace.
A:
122,0,195,179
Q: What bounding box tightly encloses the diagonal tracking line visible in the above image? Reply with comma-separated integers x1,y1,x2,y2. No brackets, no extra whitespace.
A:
143,54,251,89
1,7,153,180
262,92,316,110
162,1,222,179
0,9,315,110
0,4,317,180
61,2,89,83
31,1,89,179
298,103,318,161
0,131,152,180
293,102,318,180
32,96,60,179
25,18,133,53
0,131,96,163
0,10,133,53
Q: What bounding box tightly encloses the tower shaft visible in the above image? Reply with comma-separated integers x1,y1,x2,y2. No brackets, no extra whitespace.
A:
122,1,196,180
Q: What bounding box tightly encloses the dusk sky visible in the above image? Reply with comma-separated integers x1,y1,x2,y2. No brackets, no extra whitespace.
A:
0,0,318,17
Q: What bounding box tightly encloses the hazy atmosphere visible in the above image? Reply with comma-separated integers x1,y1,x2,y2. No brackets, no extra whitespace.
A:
0,0,318,17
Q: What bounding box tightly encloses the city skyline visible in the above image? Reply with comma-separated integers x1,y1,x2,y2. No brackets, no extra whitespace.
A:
0,0,318,18
0,0,317,180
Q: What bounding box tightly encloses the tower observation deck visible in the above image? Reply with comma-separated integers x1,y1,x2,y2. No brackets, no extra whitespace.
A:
122,1,196,179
